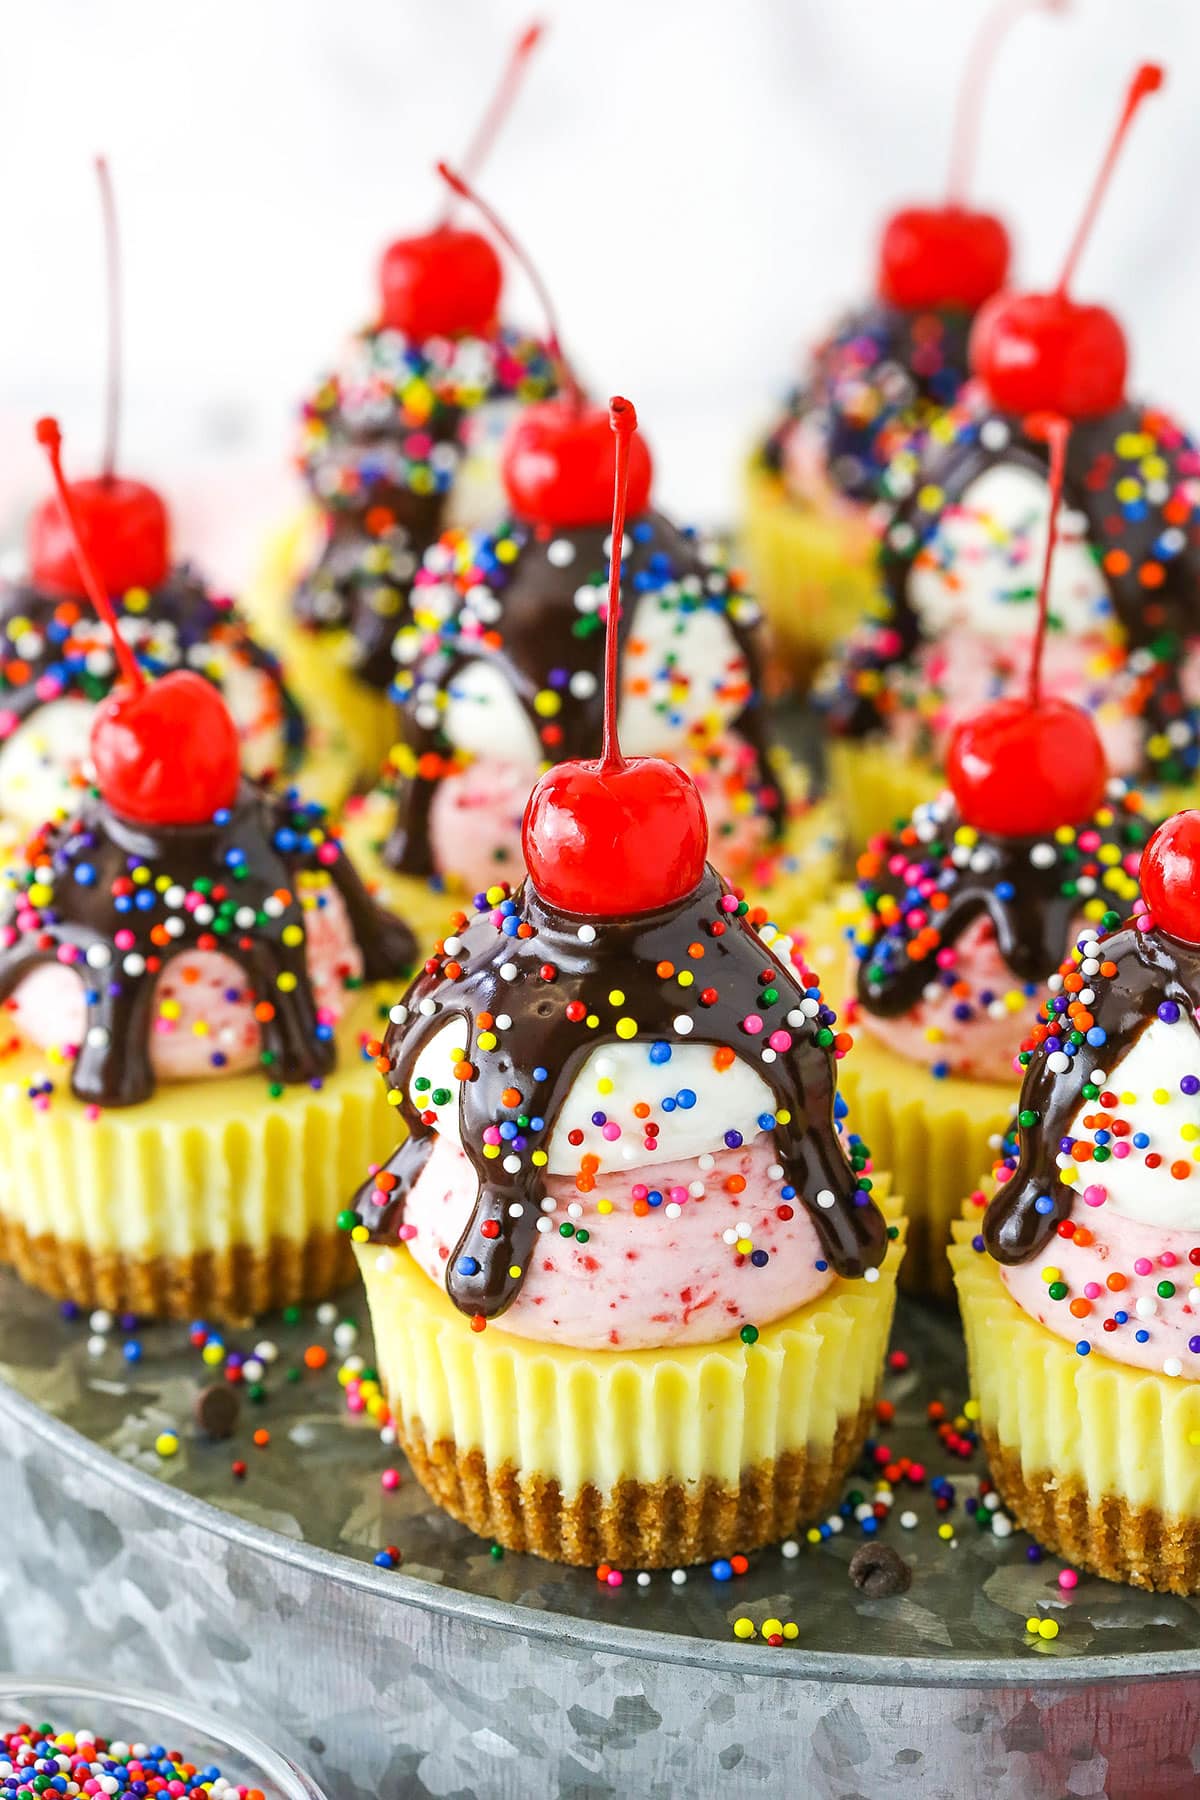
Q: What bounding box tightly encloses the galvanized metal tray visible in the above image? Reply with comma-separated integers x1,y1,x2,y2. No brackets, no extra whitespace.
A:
0,1268,1198,1799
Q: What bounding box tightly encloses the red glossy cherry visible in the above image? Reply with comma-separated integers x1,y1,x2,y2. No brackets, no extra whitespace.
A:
970,63,1163,418
523,753,707,916
970,291,1126,418
947,694,1108,837
877,206,1010,311
378,227,503,340
948,413,1109,834
876,1,1064,311
91,670,242,826
34,417,241,827
376,22,543,339
1140,812,1200,946
28,476,170,597
522,397,708,915
503,399,654,528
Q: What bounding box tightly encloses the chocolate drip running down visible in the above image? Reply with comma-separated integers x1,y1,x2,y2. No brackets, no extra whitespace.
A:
984,922,1200,1265
385,510,784,877
0,568,305,764
354,866,887,1320
292,325,557,688
762,300,974,505
828,401,1200,779
854,792,1151,1019
0,783,416,1107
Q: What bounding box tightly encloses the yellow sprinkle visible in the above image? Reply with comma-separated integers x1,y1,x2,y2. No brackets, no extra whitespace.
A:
806,1527,821,1544
597,1078,614,1095
733,1618,756,1640
159,1000,182,1022
937,1523,954,1541
282,924,304,947
963,1399,980,1421
386,1089,402,1106
608,990,626,1006
155,1432,179,1458
597,1199,613,1215
508,1266,522,1280
533,690,560,718
531,1150,548,1167
277,971,298,993
495,537,519,564
736,1238,752,1255
1154,1088,1170,1105
777,1109,791,1125
1188,1429,1200,1445
615,1017,637,1040
483,1144,500,1160
478,1031,498,1052
201,1343,224,1367
1182,1124,1199,1141
783,1622,799,1640
762,1618,783,1638
677,971,694,988
485,886,506,906
1039,1619,1059,1640
1025,1616,1041,1635
587,1014,600,1029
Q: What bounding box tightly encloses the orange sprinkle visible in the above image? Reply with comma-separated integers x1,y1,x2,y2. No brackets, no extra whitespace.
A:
303,1345,328,1370
656,961,675,978
501,1087,521,1108
724,1175,747,1194
713,1046,736,1072
1069,1299,1092,1319
254,1002,276,1024
687,942,705,959
1106,1272,1127,1291
253,1428,271,1448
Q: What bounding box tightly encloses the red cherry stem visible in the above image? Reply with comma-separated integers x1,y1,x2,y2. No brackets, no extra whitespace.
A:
600,397,637,772
945,0,1065,205
439,19,545,225
1027,415,1070,708
33,417,146,693
95,154,122,483
1055,62,1164,298
435,159,583,410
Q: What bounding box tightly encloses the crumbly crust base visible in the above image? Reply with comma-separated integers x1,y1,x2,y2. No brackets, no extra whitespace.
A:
983,1428,1200,1596
393,1402,873,1567
0,1217,354,1325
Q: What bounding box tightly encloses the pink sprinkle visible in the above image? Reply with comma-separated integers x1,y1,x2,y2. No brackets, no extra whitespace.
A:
35,674,63,702
668,1186,688,1204
602,1122,621,1141
1136,913,1153,932
720,894,739,913
0,710,17,738
317,842,340,865
606,1570,623,1587
84,1104,100,1122
346,1392,365,1414
1134,1257,1154,1276
631,1184,648,1202
768,1030,792,1052
381,1468,401,1491
1082,1185,1107,1207
114,928,135,951
935,948,957,969
1112,1142,1131,1159
742,1014,763,1035
398,1223,417,1242
1058,1568,1078,1591
1160,1251,1178,1268
1083,1282,1102,1299
482,1126,502,1146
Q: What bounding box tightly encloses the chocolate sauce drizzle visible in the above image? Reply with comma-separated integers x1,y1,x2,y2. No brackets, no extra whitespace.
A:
985,922,1200,1265
0,783,416,1107
828,401,1200,781
854,792,1151,1019
763,300,974,504
293,324,556,688
0,569,304,764
353,866,886,1319
384,511,784,876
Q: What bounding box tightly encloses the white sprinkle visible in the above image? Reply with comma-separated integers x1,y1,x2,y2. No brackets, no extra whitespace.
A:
87,1335,108,1358
1046,1052,1071,1074
1164,1357,1184,1378
991,1514,1014,1539
816,1189,835,1209
334,1322,358,1351
1030,844,1056,869
541,1197,557,1213
1136,1297,1158,1320
900,1511,918,1530
536,1217,552,1234
495,1014,512,1030
503,1154,522,1174
577,925,597,943
673,1014,694,1035
567,1202,583,1220
780,1539,800,1559
89,1310,113,1335
636,1570,651,1587
254,1340,280,1363
698,1154,715,1172
547,538,577,568
665,1202,682,1218
499,962,518,981
671,1568,688,1585
983,1491,1001,1511
242,1358,265,1383
442,937,463,957
864,1266,880,1283
507,1203,525,1218
316,1302,337,1326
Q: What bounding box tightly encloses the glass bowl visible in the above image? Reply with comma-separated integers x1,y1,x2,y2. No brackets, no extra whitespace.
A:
0,1676,327,1797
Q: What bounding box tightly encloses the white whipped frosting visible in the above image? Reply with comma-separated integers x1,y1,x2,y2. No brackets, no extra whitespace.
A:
407,1021,777,1173
906,460,1111,641
1068,1015,1200,1230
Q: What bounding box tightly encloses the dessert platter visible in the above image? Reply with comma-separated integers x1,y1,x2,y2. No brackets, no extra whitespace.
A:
5,13,1200,1798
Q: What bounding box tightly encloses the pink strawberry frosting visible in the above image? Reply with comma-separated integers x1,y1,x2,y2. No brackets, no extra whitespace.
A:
5,883,363,1082
398,1133,836,1350
849,912,1049,1085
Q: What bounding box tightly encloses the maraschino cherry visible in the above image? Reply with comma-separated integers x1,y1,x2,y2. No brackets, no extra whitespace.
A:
27,157,171,599
34,418,241,828
971,62,1164,417
435,161,653,528
521,398,707,916
877,0,1062,310
946,414,1108,836
1140,811,1200,945
378,21,544,338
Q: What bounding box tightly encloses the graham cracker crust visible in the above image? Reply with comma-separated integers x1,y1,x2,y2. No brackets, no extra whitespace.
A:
0,1216,355,1324
394,1403,873,1567
984,1427,1200,1595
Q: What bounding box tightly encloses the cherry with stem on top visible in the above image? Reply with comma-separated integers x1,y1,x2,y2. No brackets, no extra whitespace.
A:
521,397,708,916
946,413,1108,837
34,417,241,828
435,161,653,527
27,156,170,598
971,62,1164,417
877,0,1064,311
378,19,545,340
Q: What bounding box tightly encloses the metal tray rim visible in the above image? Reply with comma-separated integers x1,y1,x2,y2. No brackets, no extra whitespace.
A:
5,1367,1197,1691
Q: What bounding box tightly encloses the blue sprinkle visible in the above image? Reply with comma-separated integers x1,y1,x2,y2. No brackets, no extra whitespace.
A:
724,1130,744,1149
456,1256,480,1278
711,1559,734,1581
676,1089,697,1109
1034,1195,1054,1216
533,1067,548,1083
648,1041,672,1065
757,1112,776,1131
1135,1329,1150,1344
1075,1341,1091,1356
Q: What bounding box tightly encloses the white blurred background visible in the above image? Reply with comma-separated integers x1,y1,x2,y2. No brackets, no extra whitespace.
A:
2,0,1199,586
